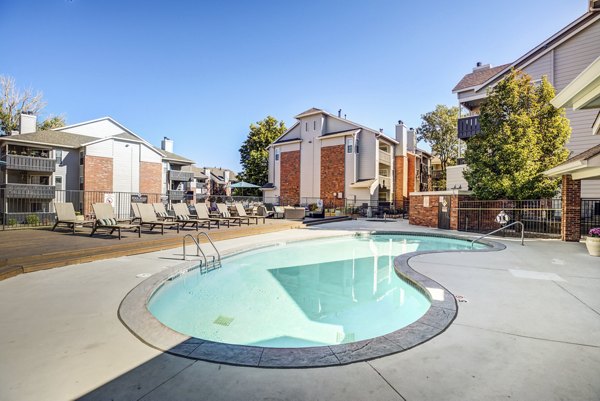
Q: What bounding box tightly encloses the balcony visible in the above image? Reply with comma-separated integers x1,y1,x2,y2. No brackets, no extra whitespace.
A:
1,155,56,173
457,115,481,139
168,170,194,182
379,175,391,189
1,183,56,199
379,150,391,165
168,189,186,201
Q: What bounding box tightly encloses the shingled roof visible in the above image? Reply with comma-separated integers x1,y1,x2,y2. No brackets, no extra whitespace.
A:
1,130,98,148
452,63,512,92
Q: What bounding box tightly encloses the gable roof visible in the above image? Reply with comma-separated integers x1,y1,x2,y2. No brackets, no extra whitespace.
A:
154,146,194,163
472,11,600,93
0,130,98,148
452,64,512,92
294,107,324,118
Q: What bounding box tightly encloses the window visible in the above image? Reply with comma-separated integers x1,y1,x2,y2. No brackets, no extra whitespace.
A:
346,138,353,154
55,176,63,191
79,151,84,165
275,148,280,161
305,122,308,132
55,150,63,164
355,139,359,153
313,121,316,130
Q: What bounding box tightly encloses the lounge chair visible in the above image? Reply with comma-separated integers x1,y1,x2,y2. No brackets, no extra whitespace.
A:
91,203,141,239
137,203,181,234
216,203,247,225
152,203,175,221
234,203,265,224
262,203,276,218
273,206,285,219
51,202,94,234
194,202,230,228
172,203,212,230
130,202,143,223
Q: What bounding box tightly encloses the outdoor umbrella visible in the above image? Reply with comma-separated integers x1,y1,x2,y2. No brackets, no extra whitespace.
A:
230,181,259,196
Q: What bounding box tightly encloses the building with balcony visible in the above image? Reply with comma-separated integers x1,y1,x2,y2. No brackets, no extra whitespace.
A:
449,5,600,198
262,108,428,207
0,114,195,222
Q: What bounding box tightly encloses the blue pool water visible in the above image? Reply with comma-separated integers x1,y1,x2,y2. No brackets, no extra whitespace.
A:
148,234,478,348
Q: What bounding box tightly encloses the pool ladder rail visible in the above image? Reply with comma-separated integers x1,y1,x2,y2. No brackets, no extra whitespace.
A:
183,232,222,270
470,221,525,248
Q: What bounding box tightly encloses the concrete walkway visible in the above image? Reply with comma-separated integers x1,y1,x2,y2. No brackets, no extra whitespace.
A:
0,220,598,401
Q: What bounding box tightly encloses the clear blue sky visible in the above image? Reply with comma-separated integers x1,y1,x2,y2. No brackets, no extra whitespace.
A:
1,0,585,171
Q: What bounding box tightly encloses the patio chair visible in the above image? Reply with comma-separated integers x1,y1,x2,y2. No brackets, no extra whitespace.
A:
273,206,285,219
194,202,230,228
216,203,247,225
130,202,143,223
234,203,265,224
51,202,94,234
172,203,212,230
137,203,181,234
262,203,276,218
152,203,175,221
90,203,141,239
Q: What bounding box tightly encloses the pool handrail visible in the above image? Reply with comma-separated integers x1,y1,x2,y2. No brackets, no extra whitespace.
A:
470,221,525,248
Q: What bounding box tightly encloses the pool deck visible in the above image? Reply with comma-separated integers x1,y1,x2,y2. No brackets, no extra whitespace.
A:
0,219,599,401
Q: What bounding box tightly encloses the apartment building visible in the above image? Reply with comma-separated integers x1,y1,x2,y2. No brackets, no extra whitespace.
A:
0,114,193,220
449,6,600,198
181,166,237,197
262,108,431,207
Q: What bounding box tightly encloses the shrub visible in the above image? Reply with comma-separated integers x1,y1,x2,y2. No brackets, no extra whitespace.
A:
7,218,16,226
25,214,40,225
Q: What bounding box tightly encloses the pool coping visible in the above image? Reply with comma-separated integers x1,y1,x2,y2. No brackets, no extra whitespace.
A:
118,231,505,368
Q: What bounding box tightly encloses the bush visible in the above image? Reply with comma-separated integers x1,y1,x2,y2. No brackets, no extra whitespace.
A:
25,214,40,226
7,218,16,226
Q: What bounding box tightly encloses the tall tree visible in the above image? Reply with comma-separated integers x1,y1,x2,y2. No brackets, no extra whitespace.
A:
38,115,66,130
417,104,460,187
238,116,286,194
464,69,571,200
0,75,46,135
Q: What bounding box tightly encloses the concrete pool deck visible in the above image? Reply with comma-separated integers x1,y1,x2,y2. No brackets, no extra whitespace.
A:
0,220,599,400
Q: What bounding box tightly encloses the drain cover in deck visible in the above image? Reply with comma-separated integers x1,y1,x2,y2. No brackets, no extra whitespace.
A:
214,315,234,326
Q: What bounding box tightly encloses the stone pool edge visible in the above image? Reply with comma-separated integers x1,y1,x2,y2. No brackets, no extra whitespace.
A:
118,231,505,368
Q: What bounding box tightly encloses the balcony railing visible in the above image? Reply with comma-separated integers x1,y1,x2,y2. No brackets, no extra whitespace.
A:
1,154,56,173
458,115,481,139
379,175,391,189
1,183,56,199
379,150,391,165
168,189,186,200
168,170,194,182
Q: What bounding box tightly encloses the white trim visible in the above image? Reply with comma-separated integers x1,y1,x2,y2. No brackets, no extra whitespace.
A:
270,121,300,145
544,160,586,177
572,166,600,180
272,139,302,147
317,130,360,140
0,138,77,149
593,112,600,135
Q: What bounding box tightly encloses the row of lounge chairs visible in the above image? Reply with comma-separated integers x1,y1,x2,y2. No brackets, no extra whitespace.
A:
51,201,267,239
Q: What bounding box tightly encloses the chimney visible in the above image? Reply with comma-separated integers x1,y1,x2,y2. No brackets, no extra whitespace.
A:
224,170,230,183
338,109,342,118
473,62,491,72
161,137,174,153
395,120,407,156
18,112,37,135
379,128,384,133
407,128,417,153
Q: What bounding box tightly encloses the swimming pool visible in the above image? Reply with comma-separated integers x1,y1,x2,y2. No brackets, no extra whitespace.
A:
148,234,482,348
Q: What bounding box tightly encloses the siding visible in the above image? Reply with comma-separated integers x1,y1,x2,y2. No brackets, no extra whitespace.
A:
86,139,113,157
324,116,357,133
446,165,468,190
112,141,140,192
140,144,162,163
358,132,376,180
522,51,553,82
61,119,126,138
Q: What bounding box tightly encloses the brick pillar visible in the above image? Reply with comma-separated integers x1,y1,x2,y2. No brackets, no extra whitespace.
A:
561,175,581,242
320,145,345,207
407,153,416,194
394,155,406,206
280,150,300,205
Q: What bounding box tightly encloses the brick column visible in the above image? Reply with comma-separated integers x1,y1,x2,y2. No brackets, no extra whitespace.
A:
561,175,581,242
320,145,345,207
280,150,300,205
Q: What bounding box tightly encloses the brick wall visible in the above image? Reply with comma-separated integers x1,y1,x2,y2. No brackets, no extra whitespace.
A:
394,155,406,205
407,153,416,195
320,145,345,206
562,175,581,241
280,150,300,205
409,194,439,228
84,155,113,192
140,161,162,194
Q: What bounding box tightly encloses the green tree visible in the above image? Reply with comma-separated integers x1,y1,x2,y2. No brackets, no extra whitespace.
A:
38,115,66,130
417,104,460,189
464,69,571,200
238,116,286,195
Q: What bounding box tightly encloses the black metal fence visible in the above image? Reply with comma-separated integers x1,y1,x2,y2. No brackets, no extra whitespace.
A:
457,198,562,237
581,199,600,236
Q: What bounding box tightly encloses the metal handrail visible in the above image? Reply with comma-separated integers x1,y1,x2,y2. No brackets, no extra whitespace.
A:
197,232,221,263
470,221,525,248
182,234,208,266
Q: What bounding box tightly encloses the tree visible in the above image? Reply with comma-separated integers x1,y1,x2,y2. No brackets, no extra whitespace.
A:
463,69,571,200
38,115,66,130
417,104,460,189
0,75,46,135
238,116,286,195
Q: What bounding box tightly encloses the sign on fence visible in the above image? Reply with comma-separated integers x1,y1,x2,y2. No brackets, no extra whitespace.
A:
131,194,148,203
